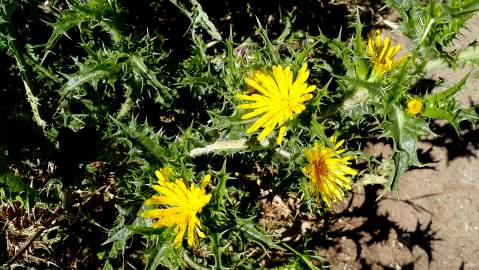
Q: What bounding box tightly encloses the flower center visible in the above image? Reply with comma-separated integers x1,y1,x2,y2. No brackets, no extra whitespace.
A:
186,194,207,214
280,97,299,113
313,158,328,179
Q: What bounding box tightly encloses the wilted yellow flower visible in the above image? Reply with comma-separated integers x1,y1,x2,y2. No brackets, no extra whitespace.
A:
368,30,409,77
141,171,212,248
406,98,423,115
303,137,358,207
237,64,316,145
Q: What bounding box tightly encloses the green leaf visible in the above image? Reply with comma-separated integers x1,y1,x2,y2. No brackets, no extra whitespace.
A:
235,218,284,251
128,55,172,101
62,69,111,96
44,0,122,52
102,201,144,268
446,1,479,17
110,116,168,164
44,10,86,51
336,75,384,97
424,73,468,103
212,159,234,210
378,106,430,191
127,226,166,235
60,54,125,97
422,73,478,134
282,243,323,270
0,149,39,203
422,107,455,121
310,78,331,107
102,227,131,246
256,19,281,64
167,0,222,41
309,117,334,149
353,11,365,55
144,237,180,270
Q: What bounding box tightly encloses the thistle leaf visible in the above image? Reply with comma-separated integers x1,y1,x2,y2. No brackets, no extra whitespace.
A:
235,218,284,251
378,106,430,191
45,0,122,52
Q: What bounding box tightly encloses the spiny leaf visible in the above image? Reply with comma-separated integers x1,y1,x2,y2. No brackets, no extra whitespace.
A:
167,0,222,41
378,106,430,191
61,54,126,96
212,160,234,210
422,73,478,134
256,18,281,64
110,116,168,164
424,73,469,102
144,236,180,270
128,55,172,101
62,70,111,95
127,226,166,235
446,1,479,17
102,228,130,246
44,0,122,52
235,218,284,251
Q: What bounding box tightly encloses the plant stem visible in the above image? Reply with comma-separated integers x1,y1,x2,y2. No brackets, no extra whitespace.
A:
5,6,46,129
211,232,223,270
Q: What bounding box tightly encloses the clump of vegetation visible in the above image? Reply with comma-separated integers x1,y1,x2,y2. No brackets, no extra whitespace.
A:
1,0,478,269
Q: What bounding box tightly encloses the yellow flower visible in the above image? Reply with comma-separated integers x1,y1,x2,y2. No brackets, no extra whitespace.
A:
303,137,358,207
236,63,316,145
141,171,212,248
367,30,409,77
406,98,423,115
157,166,175,180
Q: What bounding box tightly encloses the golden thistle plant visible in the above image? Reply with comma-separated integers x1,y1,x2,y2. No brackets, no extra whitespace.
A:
108,1,479,268
2,0,479,269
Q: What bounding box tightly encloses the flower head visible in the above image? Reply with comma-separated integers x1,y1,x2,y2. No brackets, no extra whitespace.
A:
368,30,409,78
406,98,423,115
237,63,316,145
303,137,358,207
141,170,212,248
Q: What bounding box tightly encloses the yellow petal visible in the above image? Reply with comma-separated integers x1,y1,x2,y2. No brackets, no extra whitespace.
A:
257,123,277,141
201,174,211,189
155,170,166,183
277,126,287,145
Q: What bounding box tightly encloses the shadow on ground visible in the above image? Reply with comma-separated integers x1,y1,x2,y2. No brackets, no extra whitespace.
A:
311,185,441,269
426,120,479,163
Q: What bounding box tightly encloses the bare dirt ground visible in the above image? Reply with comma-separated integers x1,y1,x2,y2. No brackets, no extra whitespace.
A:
320,13,479,270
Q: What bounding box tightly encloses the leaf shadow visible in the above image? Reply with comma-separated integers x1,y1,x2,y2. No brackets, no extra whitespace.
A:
425,118,479,164
307,185,441,269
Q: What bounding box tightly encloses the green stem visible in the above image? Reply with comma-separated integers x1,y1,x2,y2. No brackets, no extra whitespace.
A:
5,6,46,129
210,232,223,270
419,18,435,45
117,87,133,120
